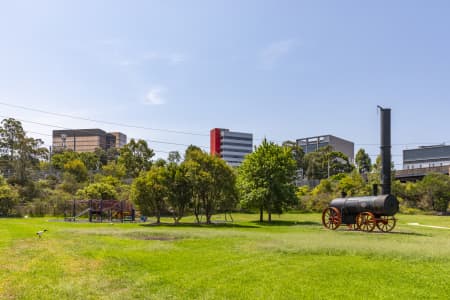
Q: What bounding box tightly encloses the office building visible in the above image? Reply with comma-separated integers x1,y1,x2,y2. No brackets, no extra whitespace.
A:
296,135,355,162
403,145,450,169
109,132,127,148
52,129,127,153
210,128,253,167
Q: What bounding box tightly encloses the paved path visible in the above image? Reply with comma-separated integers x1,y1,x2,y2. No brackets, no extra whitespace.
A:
407,223,450,230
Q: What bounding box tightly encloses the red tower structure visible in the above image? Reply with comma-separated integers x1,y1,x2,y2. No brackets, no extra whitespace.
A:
210,128,221,155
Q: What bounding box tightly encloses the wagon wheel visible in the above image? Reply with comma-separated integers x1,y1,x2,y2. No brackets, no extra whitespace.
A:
356,212,376,232
376,216,396,232
347,223,359,231
322,207,341,230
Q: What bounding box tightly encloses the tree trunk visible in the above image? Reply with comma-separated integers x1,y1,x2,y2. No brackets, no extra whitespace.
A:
194,205,200,224
156,210,161,224
259,206,263,222
268,206,272,223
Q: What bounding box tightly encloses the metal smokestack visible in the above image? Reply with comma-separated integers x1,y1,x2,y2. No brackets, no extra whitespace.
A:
378,106,391,195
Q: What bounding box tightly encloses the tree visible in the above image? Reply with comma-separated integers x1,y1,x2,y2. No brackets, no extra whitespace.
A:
0,118,48,184
238,139,297,222
51,151,79,170
154,158,167,168
165,163,192,223
355,148,372,174
131,166,167,224
282,141,305,170
283,140,305,182
52,150,103,171
418,173,450,213
0,118,24,161
76,182,118,200
63,159,88,182
184,145,202,161
185,149,237,224
168,151,181,164
58,173,82,195
337,171,370,197
118,139,154,178
79,151,102,170
101,161,126,179
0,175,18,216
304,146,353,180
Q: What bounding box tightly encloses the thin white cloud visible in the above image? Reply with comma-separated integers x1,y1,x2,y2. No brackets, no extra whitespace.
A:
143,87,167,105
260,39,297,68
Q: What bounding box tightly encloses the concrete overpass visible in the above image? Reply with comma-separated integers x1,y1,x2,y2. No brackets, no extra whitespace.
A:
395,165,450,182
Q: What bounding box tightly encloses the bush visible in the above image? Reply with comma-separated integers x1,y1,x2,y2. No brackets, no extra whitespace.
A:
0,176,18,216
299,193,335,213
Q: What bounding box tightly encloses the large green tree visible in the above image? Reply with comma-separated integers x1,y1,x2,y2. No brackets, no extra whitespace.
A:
304,146,353,180
185,149,237,224
0,118,24,161
118,139,154,178
238,139,297,222
165,162,192,223
131,166,167,224
0,118,48,184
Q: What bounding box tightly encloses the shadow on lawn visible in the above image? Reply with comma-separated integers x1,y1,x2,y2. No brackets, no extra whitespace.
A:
139,222,260,229
341,229,430,237
370,231,431,237
250,220,321,227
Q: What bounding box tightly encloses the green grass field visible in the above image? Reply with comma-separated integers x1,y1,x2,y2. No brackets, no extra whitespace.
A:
1,213,449,300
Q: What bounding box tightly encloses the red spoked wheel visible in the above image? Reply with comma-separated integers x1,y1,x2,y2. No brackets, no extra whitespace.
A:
322,207,341,230
347,223,359,231
376,216,396,232
356,212,376,232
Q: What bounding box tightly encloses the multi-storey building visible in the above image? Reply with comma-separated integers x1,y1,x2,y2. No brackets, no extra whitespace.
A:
210,128,253,167
403,145,450,169
52,129,127,153
296,134,355,162
109,132,127,148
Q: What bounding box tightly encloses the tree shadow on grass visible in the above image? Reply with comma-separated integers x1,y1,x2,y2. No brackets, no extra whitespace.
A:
341,229,431,237
250,220,321,227
370,231,431,237
139,222,260,229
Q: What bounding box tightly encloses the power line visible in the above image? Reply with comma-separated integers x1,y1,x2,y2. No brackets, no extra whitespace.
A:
3,102,449,148
0,101,209,137
0,115,209,149
0,101,288,143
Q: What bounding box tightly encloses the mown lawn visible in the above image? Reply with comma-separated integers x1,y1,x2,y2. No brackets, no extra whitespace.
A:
0,213,449,299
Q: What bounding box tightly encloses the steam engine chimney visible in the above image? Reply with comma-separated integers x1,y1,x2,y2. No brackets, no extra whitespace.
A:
379,106,391,195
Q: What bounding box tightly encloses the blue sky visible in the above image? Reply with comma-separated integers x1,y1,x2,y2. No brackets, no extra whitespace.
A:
1,0,450,168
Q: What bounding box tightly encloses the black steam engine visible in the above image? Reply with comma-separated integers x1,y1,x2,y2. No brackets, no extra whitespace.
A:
322,107,399,232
